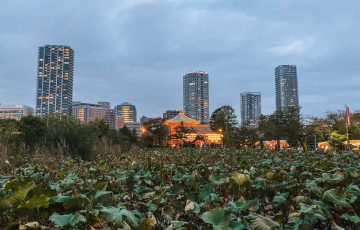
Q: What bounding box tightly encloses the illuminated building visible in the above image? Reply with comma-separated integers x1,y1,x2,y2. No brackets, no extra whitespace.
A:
72,102,106,123
183,71,209,124
35,45,74,116
240,92,261,125
164,111,222,147
163,110,179,120
115,102,137,123
275,65,299,110
0,105,34,120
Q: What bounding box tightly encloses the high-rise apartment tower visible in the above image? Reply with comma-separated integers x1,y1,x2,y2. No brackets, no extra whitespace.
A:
183,71,209,124
35,45,74,116
240,92,261,125
275,65,299,110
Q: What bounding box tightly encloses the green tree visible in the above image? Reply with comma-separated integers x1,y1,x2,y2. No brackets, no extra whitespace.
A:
171,121,194,147
141,118,168,147
17,116,47,149
210,105,238,147
236,124,260,148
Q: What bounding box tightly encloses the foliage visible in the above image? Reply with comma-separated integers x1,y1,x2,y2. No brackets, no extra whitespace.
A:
0,149,359,229
210,105,238,147
0,115,135,159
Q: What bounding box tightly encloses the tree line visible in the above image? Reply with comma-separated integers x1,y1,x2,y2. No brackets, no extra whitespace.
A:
1,106,358,159
0,115,137,159
209,105,360,150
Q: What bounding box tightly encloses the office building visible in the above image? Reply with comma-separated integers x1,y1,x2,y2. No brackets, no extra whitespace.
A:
140,116,150,126
35,45,74,116
275,65,299,110
72,102,106,123
98,102,111,110
163,110,179,120
0,105,34,120
115,102,137,123
240,92,261,125
98,102,115,129
123,122,141,136
183,71,209,124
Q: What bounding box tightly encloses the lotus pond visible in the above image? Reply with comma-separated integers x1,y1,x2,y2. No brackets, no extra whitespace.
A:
0,149,359,229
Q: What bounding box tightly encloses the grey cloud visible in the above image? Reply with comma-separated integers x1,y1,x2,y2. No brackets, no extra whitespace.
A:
0,0,360,119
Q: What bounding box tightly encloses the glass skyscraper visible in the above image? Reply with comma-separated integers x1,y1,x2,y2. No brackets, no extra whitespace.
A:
35,45,74,116
275,65,299,110
240,92,261,126
183,71,209,124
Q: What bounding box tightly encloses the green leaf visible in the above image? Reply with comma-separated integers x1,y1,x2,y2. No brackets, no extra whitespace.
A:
247,214,281,230
49,212,86,227
209,173,228,185
200,184,213,200
341,214,360,224
200,207,228,229
120,209,140,226
323,189,352,208
346,184,360,196
101,207,123,223
247,198,260,212
225,200,248,213
19,194,49,210
95,190,112,199
9,181,36,205
63,194,90,210
273,193,288,204
321,172,345,184
306,180,323,196
52,195,70,203
229,221,245,230
230,173,251,187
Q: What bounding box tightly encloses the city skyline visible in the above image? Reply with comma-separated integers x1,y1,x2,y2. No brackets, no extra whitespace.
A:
1,1,360,119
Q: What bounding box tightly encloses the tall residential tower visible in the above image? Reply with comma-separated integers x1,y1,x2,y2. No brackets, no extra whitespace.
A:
35,45,74,116
275,65,299,110
183,71,209,124
240,92,261,125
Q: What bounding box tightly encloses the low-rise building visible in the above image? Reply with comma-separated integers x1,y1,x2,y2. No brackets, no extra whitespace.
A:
0,105,34,120
72,102,106,123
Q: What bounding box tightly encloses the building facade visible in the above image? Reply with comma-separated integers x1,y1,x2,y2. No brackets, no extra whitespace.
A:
115,102,137,123
240,92,261,126
72,102,106,123
0,105,34,120
183,71,209,124
275,65,299,110
35,45,74,116
98,102,111,110
98,102,115,129
140,116,150,127
163,110,179,120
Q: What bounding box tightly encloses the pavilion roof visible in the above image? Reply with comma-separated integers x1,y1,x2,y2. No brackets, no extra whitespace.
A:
164,111,200,124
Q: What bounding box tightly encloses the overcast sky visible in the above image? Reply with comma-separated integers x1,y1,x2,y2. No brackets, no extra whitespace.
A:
1,0,359,120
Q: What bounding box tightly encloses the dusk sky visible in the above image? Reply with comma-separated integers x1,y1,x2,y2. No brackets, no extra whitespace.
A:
1,0,359,120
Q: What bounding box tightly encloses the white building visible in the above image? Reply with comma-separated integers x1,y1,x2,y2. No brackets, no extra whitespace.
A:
0,105,34,120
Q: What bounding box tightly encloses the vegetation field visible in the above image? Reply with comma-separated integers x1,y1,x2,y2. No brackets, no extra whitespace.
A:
0,149,359,229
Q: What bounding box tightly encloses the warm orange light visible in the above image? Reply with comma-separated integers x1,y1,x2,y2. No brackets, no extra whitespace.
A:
218,128,223,133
